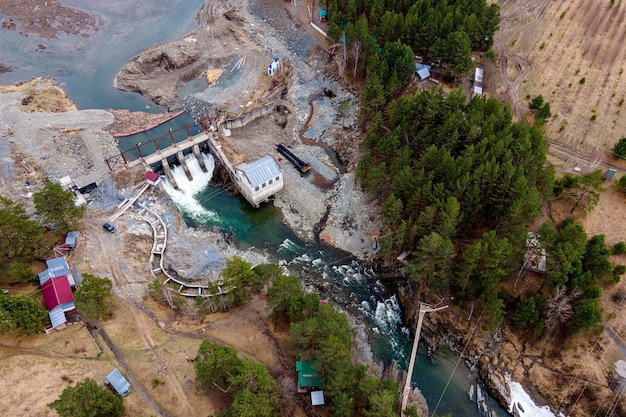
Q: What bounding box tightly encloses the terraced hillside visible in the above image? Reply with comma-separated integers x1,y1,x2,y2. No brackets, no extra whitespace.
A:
488,0,626,155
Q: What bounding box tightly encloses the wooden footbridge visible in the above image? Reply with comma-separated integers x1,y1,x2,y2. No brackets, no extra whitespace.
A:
136,203,234,309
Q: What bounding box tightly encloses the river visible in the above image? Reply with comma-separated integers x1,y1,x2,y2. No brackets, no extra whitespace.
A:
164,154,510,417
0,2,511,415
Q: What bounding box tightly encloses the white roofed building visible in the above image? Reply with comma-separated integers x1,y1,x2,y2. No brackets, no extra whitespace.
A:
234,156,283,208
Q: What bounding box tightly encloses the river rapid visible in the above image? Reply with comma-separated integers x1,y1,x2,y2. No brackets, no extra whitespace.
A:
163,154,509,417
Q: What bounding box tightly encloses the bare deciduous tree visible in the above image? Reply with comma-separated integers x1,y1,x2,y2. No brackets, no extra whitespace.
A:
352,38,362,78
545,286,581,331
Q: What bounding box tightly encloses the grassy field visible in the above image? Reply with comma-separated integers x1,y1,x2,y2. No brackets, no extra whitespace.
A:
489,0,626,154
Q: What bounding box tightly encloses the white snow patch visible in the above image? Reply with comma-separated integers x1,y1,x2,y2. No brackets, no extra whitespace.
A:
507,374,564,417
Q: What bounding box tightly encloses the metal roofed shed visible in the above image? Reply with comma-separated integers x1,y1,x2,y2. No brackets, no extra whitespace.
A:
602,168,617,181
106,368,131,397
473,85,483,95
475,67,484,83
234,156,284,208
239,156,282,187
415,63,431,80
44,256,75,286
65,231,80,248
296,360,325,392
145,171,161,186
311,391,325,406
48,305,68,330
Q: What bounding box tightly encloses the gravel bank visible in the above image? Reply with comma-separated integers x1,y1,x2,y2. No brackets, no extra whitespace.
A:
0,86,117,189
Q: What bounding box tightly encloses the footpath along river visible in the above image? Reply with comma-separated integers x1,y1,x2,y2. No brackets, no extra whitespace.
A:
0,1,510,415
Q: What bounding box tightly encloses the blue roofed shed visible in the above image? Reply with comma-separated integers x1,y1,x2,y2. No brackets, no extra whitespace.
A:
415,63,431,80
48,305,68,330
319,9,327,21
65,231,80,248
41,257,75,286
106,369,131,397
602,168,617,181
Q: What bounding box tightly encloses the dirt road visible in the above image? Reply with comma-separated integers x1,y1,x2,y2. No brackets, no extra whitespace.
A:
95,322,176,417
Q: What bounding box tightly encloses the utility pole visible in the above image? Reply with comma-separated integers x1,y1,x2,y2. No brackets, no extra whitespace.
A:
401,301,449,416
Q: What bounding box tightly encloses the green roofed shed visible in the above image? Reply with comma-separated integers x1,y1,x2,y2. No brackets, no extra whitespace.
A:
296,360,325,392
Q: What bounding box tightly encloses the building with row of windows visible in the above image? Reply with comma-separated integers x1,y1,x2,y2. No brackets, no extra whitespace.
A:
234,156,284,208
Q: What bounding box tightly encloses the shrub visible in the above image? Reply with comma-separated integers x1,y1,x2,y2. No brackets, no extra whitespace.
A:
612,241,626,255
613,138,626,159
579,77,586,84
529,95,551,121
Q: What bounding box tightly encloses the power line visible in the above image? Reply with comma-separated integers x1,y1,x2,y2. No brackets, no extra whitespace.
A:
559,289,626,416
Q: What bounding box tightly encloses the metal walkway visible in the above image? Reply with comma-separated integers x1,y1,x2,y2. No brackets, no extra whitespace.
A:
109,182,151,222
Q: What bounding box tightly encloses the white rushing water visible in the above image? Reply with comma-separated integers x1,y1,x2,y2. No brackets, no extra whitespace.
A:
161,153,217,220
360,293,410,363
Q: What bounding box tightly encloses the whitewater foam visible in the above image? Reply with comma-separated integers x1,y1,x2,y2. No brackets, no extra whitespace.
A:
162,153,218,220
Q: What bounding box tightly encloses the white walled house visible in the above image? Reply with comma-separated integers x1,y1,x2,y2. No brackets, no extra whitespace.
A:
234,156,283,208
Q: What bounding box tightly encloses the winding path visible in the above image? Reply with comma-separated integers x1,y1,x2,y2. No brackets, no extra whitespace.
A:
492,0,551,117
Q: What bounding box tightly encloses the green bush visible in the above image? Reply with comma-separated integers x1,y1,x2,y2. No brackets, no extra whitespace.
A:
529,95,552,121
613,137,626,159
48,379,124,417
612,241,626,255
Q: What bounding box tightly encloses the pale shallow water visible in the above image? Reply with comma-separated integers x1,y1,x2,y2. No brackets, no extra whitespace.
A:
0,0,205,110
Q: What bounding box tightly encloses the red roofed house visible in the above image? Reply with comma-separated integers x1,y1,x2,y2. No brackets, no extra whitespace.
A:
41,275,76,332
42,275,75,311
145,171,161,186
